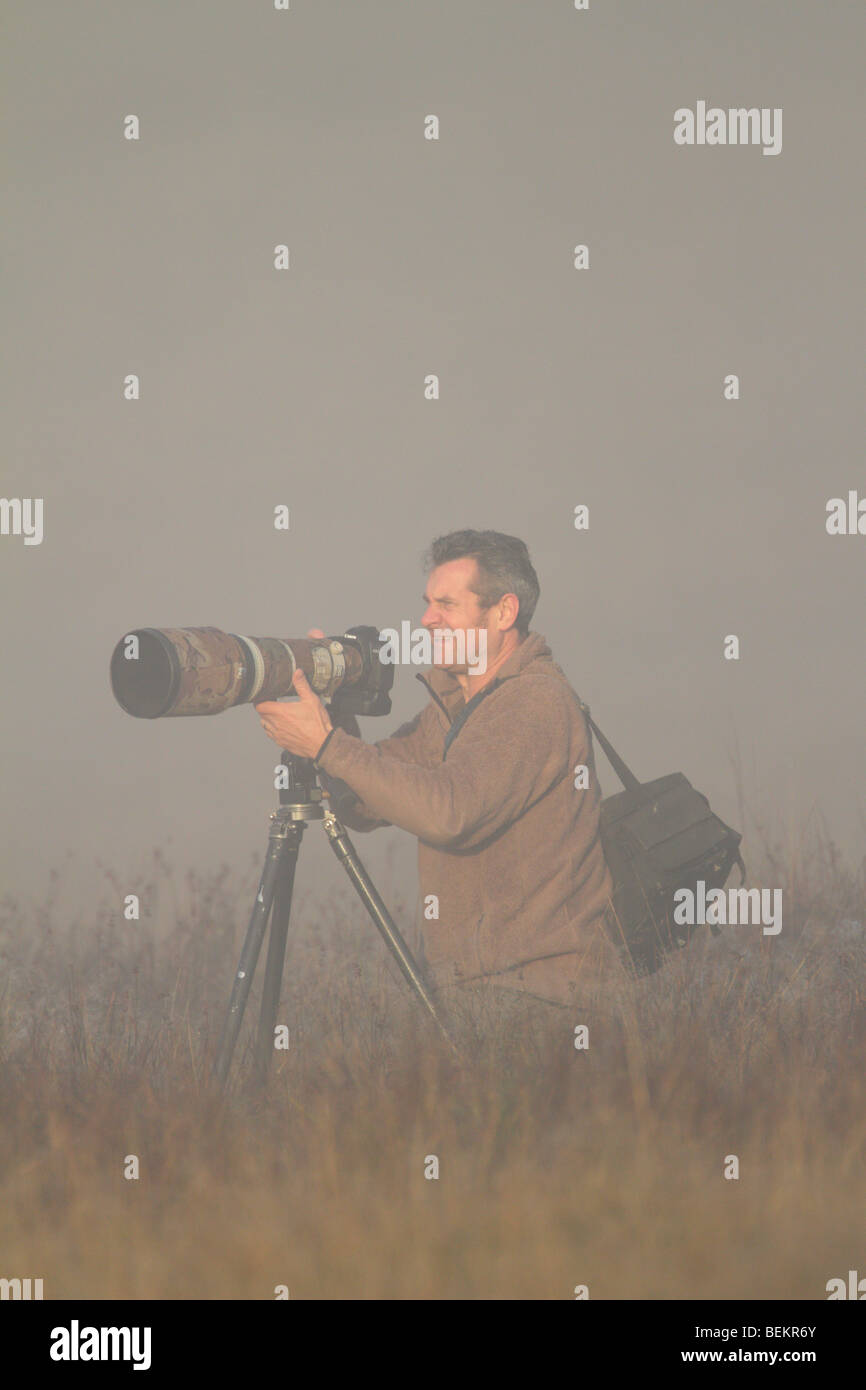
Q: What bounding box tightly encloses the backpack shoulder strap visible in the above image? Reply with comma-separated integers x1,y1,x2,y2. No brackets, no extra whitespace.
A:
577,700,641,792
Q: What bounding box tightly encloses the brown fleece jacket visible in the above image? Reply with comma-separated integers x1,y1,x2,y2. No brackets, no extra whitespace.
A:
314,631,618,1006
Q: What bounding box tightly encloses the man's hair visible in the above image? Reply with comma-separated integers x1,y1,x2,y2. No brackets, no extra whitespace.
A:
421,530,540,636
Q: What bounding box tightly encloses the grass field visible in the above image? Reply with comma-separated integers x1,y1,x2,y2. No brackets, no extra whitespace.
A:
1,817,864,1301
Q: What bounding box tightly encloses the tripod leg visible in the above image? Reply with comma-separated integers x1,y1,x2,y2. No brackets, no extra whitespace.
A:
254,823,303,1081
211,816,291,1088
322,811,461,1057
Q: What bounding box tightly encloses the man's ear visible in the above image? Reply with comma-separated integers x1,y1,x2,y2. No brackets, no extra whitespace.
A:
498,593,520,631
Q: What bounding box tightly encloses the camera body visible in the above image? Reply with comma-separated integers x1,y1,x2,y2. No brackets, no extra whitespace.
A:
328,627,393,717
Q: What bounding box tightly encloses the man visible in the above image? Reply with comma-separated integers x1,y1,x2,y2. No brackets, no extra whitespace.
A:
256,530,619,1025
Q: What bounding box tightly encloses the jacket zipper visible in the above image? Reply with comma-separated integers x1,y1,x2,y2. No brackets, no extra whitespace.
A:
415,672,452,724
417,672,512,761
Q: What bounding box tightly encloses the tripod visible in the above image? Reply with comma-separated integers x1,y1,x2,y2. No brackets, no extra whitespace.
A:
211,751,457,1087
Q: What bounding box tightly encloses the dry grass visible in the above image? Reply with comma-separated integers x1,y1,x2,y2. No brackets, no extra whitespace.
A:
0,820,864,1300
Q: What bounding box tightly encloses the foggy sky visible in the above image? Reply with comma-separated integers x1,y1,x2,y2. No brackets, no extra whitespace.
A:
2,0,863,926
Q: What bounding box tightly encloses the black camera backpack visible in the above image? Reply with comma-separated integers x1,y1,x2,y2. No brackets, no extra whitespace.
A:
579,702,746,977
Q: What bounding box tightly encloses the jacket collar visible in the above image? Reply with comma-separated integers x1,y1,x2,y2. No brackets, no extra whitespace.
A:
414,631,552,722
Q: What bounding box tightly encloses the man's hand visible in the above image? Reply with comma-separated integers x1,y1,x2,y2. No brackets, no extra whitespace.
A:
255,628,333,760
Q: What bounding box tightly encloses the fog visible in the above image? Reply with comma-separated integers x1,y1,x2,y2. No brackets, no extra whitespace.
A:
3,0,863,927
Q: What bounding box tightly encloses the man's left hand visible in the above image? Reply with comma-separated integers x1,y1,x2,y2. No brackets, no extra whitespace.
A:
255,669,333,759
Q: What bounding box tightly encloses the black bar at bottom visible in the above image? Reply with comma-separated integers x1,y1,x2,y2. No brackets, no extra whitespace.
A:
7,1298,863,1374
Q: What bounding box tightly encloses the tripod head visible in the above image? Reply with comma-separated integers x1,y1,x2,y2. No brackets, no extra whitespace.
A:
274,752,326,821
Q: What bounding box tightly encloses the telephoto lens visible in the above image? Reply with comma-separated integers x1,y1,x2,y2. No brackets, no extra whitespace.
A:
109,626,369,718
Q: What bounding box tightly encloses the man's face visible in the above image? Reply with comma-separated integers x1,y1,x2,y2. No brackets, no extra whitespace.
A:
421,557,509,673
